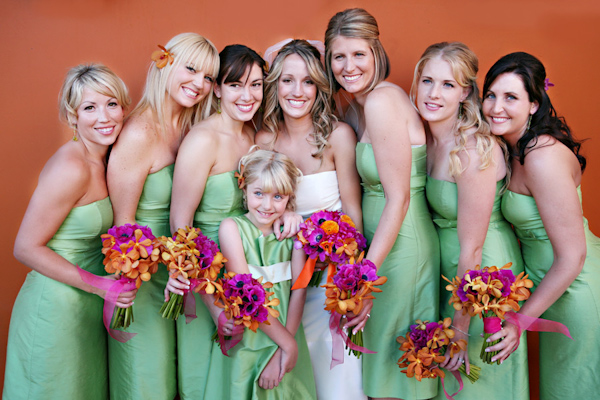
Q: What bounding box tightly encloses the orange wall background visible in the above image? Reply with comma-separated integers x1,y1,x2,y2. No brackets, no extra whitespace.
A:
1,0,599,393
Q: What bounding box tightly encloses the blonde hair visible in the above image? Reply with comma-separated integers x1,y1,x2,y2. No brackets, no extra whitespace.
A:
239,148,302,211
324,8,390,95
131,33,219,137
263,40,337,160
59,64,130,128
410,42,496,177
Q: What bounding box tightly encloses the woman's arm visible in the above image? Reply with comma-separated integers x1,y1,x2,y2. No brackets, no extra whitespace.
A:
14,152,135,307
169,128,217,233
362,87,412,268
285,247,308,336
442,144,499,372
331,122,363,233
107,122,155,225
488,143,586,362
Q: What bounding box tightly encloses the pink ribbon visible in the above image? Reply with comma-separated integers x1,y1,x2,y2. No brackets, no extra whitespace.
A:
505,311,572,340
328,313,376,369
440,370,464,400
77,267,137,343
216,311,244,356
183,279,201,324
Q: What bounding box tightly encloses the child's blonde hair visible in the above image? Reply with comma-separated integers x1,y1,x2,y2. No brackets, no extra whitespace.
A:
238,148,302,211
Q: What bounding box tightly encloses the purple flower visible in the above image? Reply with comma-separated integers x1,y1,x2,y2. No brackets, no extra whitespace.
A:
308,228,325,246
107,223,154,253
193,233,219,269
358,260,378,282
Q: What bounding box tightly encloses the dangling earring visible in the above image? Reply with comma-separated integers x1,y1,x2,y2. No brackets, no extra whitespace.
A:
458,102,463,120
527,114,532,131
72,126,78,142
217,98,221,114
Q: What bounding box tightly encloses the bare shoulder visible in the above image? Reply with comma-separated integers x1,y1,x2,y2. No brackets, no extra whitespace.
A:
38,143,90,198
182,118,220,148
523,136,580,178
329,121,357,146
364,82,411,110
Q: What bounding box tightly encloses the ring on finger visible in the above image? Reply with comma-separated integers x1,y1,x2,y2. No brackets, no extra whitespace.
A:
366,313,371,318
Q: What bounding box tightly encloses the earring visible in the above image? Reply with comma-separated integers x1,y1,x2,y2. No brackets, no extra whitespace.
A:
72,126,78,142
458,102,463,120
527,114,532,131
217,98,221,114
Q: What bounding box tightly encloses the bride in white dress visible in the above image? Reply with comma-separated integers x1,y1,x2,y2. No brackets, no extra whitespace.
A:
256,39,365,400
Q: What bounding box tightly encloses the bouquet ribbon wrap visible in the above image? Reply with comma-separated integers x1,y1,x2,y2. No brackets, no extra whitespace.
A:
217,312,244,356
77,266,137,343
291,258,336,290
328,313,375,369
183,279,201,324
440,370,464,400
505,311,572,340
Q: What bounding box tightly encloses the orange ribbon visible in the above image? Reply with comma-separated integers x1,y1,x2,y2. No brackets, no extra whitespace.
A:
326,262,336,284
291,257,317,290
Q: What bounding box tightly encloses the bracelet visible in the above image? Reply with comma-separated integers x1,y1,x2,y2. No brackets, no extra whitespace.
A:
451,324,471,337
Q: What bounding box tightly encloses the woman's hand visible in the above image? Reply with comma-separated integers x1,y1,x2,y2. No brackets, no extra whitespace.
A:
164,275,190,301
98,274,138,308
259,348,282,390
486,320,520,363
440,331,470,373
274,210,302,240
344,298,373,334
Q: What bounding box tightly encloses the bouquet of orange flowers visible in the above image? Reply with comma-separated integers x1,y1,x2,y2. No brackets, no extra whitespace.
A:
397,318,481,387
323,255,386,367
156,227,227,322
442,263,533,364
101,224,161,330
292,210,366,289
211,272,281,355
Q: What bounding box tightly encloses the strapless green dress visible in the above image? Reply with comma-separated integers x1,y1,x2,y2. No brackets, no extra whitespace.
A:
177,171,244,399
3,197,112,400
426,177,529,399
356,144,440,399
502,188,600,399
210,215,316,399
108,164,177,400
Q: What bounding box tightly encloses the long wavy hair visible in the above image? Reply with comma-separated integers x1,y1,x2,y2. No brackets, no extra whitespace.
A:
324,8,390,95
483,52,585,171
130,33,219,137
262,40,336,160
411,42,498,178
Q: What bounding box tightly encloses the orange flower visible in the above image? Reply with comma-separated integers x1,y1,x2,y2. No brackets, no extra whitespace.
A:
340,214,356,228
151,45,174,69
234,164,246,189
320,220,339,235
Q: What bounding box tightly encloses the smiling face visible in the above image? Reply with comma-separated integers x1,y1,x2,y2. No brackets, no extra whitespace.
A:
75,87,124,146
244,178,289,233
167,61,215,109
329,36,375,94
215,63,263,122
416,56,469,125
482,72,539,144
277,54,317,121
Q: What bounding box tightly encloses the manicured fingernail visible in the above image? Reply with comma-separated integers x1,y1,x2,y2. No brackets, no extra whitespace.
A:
500,360,503,365
485,348,490,352
361,327,364,332
131,302,134,305
491,357,496,362
486,338,491,343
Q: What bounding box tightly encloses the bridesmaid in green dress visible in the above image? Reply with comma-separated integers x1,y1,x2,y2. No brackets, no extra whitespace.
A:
168,45,265,399
216,149,315,399
4,64,132,399
324,9,440,400
411,42,529,398
107,33,219,400
482,52,600,399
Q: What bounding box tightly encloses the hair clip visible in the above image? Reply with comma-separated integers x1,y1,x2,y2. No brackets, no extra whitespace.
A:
544,78,554,91
151,45,175,69
235,164,246,189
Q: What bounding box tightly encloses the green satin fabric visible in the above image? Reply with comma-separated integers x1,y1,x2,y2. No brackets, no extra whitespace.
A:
207,215,316,400
177,170,245,399
356,143,440,399
4,197,113,400
108,164,177,400
502,188,600,399
426,177,529,399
